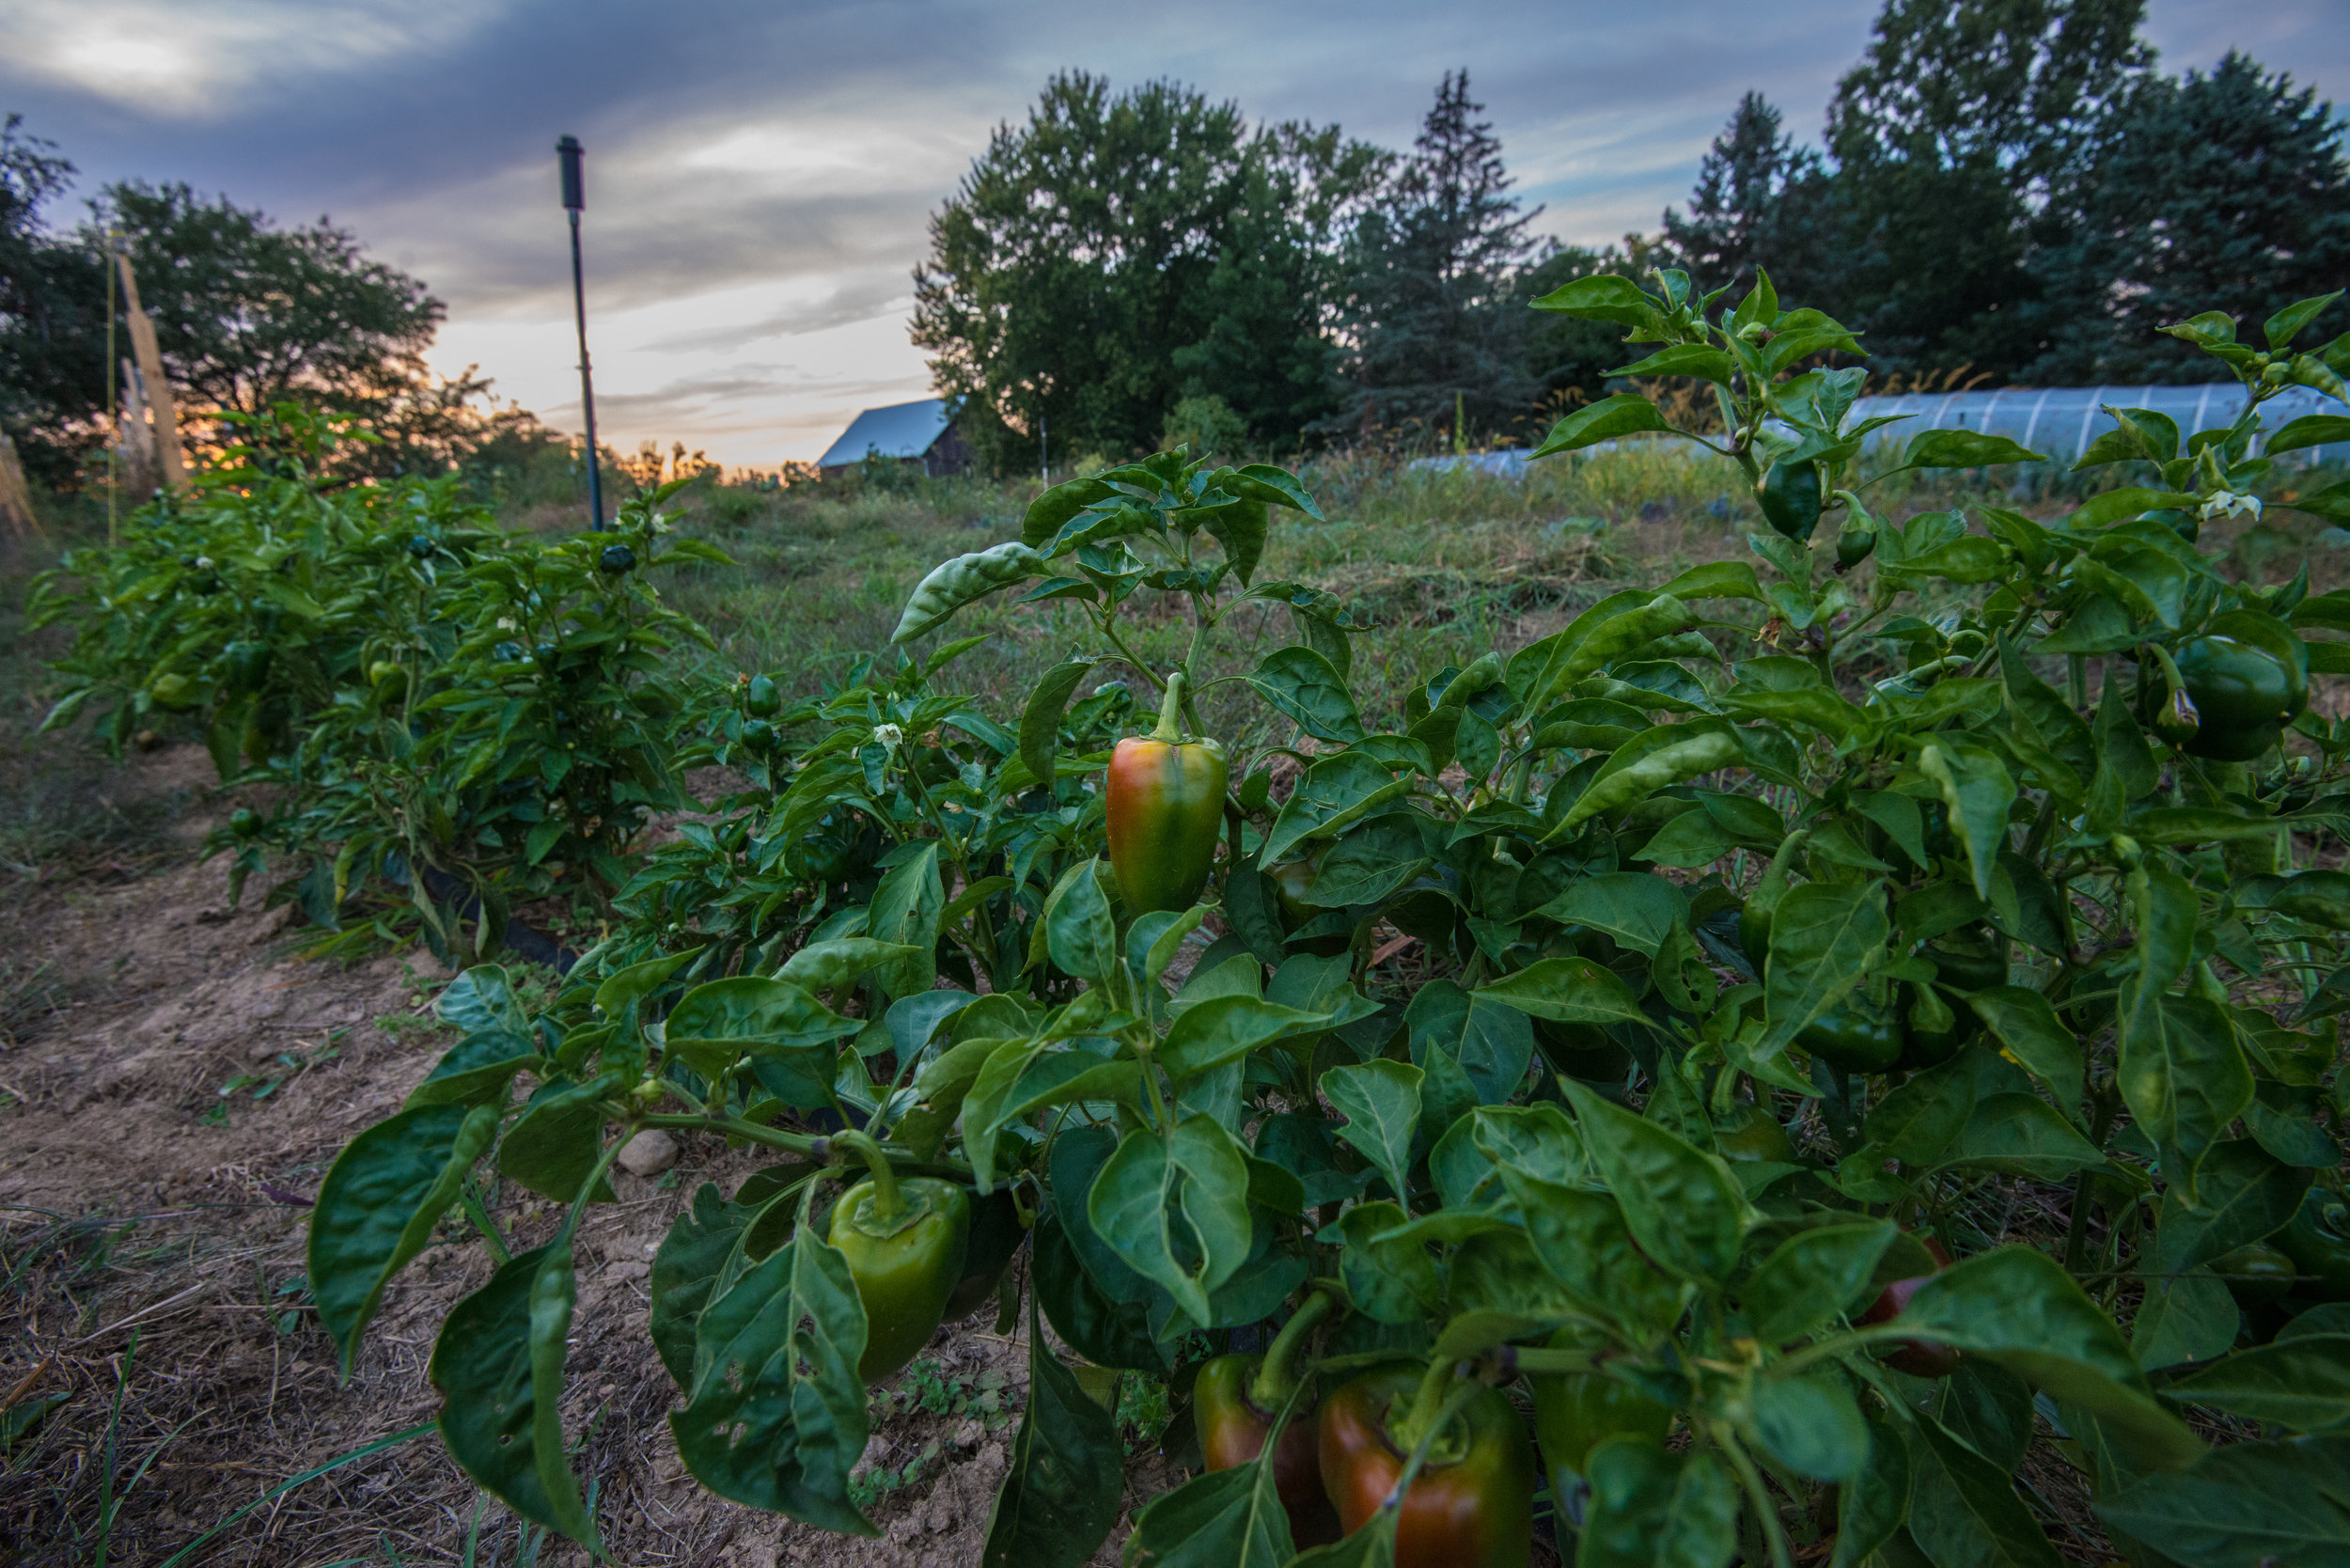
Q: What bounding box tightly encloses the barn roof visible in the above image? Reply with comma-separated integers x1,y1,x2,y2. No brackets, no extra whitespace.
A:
815,398,956,468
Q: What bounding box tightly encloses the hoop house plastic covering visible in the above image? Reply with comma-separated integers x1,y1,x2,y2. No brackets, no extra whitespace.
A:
1847,384,2350,463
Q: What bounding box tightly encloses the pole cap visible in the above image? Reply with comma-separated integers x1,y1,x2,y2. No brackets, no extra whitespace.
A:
556,135,585,211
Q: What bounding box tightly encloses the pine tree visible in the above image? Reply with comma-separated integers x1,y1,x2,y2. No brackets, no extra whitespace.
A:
1661,93,1843,304
1821,0,2154,375
1336,71,1542,442
2025,53,2350,381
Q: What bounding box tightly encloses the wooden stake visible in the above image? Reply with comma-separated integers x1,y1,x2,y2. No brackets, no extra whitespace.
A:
0,429,37,538
115,252,189,491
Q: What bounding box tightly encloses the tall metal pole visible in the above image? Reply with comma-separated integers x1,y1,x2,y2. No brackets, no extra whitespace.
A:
557,135,603,530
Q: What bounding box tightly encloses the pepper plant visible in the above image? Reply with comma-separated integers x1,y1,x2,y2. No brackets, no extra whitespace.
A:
295,277,2350,1568
33,410,727,962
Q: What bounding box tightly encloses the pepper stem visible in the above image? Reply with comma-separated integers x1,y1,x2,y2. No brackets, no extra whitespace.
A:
1246,1290,1337,1411
1152,670,1188,743
1392,1355,1461,1455
835,1130,902,1224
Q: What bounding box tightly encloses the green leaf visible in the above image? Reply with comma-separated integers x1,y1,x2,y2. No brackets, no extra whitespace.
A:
1967,988,2085,1112
2133,1266,2240,1372
1559,1078,1746,1287
1021,478,1118,547
1088,1118,1253,1326
1499,1170,1685,1341
431,1245,599,1543
437,964,527,1034
1531,273,1660,327
892,541,1046,642
776,937,923,995
2096,1434,2350,1568
1862,1055,1977,1167
1897,1248,2204,1472
1324,1200,1444,1325
2160,1336,2350,1432
405,1030,540,1109
1750,1375,1869,1482
1576,1436,1739,1568
650,1184,754,1389
2264,292,2342,351
1042,856,1117,986
2154,1139,2311,1274
1019,656,1099,782
981,1309,1125,1568
1920,743,2016,902
1244,646,1365,744
1742,1220,1895,1344
1475,958,1652,1028
1607,344,1739,384
2267,415,2350,459
1557,721,1742,833
498,1076,622,1203
1310,814,1434,908
670,1199,876,1536
1909,1415,2064,1568
310,1103,499,1374
1904,430,2046,468
1941,1092,2107,1180
1532,393,1671,458
1321,1059,1423,1202
1160,995,1371,1080
1833,1410,1914,1568
1654,560,1763,602
2120,993,2253,1203
1533,872,1686,958
867,842,946,998
1120,1450,1295,1568
1762,880,1890,1058
1262,752,1413,865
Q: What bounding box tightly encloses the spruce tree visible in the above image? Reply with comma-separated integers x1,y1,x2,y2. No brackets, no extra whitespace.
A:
1336,71,1541,442
1661,93,1844,305
2025,53,2350,382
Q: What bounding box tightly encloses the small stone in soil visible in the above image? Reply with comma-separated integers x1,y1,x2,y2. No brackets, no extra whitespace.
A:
618,1129,680,1176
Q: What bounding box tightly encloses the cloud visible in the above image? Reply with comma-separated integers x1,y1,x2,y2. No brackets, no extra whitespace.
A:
5,0,2341,463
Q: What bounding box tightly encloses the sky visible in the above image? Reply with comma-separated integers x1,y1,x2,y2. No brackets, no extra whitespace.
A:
4,0,2343,466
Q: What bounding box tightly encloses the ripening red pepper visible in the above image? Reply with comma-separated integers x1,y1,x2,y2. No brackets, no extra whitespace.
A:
1856,1234,1961,1377
1195,1360,1342,1544
1106,671,1228,913
1318,1363,1534,1568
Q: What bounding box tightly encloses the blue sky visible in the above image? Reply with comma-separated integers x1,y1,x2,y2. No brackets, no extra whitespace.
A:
5,0,2342,463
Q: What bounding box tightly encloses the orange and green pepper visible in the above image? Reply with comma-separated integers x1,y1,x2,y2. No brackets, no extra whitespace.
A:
1318,1363,1534,1568
1106,671,1228,912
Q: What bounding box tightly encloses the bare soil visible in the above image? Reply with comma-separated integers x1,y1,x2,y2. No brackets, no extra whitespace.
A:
0,745,1165,1568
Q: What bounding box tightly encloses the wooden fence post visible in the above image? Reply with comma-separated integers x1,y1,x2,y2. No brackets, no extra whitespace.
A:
115,252,189,492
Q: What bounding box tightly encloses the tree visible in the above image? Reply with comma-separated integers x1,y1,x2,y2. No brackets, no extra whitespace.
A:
1335,71,1542,441
2024,53,2350,381
1660,93,1845,305
911,72,1378,469
95,180,444,423
1821,0,2154,375
0,117,107,484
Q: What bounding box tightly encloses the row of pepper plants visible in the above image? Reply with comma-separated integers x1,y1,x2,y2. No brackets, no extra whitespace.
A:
30,406,726,965
43,275,2350,1567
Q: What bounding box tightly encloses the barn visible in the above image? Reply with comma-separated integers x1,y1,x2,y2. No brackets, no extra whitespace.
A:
814,398,972,480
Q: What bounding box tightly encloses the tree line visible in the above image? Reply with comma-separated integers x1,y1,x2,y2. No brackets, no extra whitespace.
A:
917,0,2349,470
0,118,549,489
3,0,2342,489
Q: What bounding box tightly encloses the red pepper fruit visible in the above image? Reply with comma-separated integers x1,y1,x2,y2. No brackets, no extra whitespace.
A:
1319,1364,1534,1568
1106,671,1229,913
1195,1293,1341,1544
1195,1356,1343,1545
1856,1235,1961,1377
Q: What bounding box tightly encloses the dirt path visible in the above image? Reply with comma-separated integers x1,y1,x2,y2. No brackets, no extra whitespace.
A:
0,746,1158,1568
